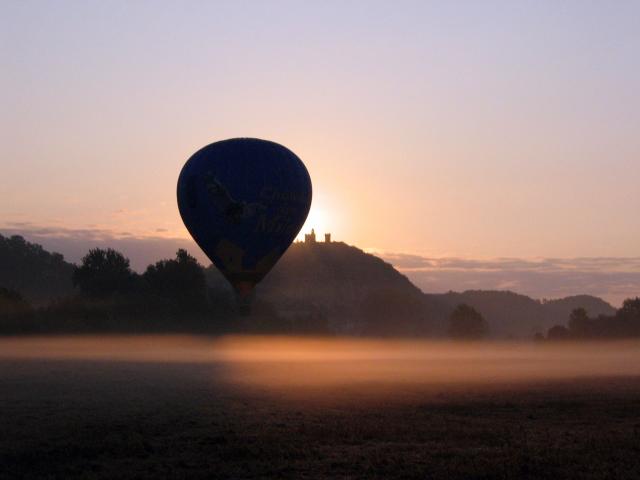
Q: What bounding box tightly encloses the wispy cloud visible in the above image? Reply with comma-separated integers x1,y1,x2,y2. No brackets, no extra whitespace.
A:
383,253,640,273
381,253,640,307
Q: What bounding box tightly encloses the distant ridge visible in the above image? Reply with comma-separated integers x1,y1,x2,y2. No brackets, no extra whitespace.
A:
1,232,616,337
252,241,615,337
433,290,615,337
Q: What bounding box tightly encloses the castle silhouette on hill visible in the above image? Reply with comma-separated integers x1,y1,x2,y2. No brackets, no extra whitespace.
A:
301,229,331,244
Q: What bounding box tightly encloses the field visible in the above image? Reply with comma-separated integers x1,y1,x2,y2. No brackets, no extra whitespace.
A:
2,336,640,479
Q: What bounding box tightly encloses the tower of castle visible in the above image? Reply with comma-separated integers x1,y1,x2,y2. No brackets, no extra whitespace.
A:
304,229,316,244
303,229,332,244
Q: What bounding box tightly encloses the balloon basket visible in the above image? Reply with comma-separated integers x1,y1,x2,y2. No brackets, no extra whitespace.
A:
236,295,252,316
234,282,254,316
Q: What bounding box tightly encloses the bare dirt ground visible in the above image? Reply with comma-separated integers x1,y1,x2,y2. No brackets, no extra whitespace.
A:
2,336,640,479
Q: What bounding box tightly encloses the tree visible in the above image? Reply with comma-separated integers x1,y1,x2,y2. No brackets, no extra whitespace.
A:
447,303,488,339
546,324,570,340
568,307,591,337
143,249,208,310
614,297,640,337
617,297,640,320
0,234,74,302
73,248,134,297
360,288,429,336
0,287,31,315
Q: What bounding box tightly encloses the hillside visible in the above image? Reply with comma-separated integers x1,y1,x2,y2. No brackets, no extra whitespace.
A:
251,242,615,337
434,291,615,337
260,241,423,305
0,234,75,304
207,241,446,335
542,295,616,325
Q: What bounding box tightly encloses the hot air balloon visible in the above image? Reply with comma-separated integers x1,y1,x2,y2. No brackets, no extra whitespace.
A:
177,138,312,308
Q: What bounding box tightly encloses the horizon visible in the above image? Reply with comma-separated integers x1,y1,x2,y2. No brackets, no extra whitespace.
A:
3,226,638,307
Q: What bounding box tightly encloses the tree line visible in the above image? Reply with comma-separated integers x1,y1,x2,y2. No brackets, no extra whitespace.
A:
539,299,640,340
72,248,209,310
0,247,240,334
1,234,638,339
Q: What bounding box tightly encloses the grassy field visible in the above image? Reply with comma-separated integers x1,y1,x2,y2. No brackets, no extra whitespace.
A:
2,336,640,479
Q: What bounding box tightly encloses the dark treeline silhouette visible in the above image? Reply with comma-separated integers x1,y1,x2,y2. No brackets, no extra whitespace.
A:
73,248,135,297
36,247,240,335
434,290,615,338
541,299,640,340
0,233,74,303
1,233,636,338
447,304,488,340
0,235,306,334
143,249,209,311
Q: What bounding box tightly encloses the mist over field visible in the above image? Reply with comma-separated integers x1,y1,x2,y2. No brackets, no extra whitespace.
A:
3,335,640,394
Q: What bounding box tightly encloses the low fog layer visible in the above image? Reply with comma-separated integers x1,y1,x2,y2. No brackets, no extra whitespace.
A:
2,336,639,394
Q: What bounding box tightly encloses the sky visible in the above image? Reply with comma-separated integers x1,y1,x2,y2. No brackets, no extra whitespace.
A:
2,1,639,303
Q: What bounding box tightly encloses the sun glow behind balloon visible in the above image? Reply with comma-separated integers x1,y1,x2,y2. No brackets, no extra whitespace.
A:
297,205,331,241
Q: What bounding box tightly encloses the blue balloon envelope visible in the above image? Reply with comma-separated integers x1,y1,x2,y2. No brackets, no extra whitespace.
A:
177,138,312,296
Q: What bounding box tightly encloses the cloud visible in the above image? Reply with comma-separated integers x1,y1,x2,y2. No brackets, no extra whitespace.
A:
380,253,640,307
383,253,640,273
